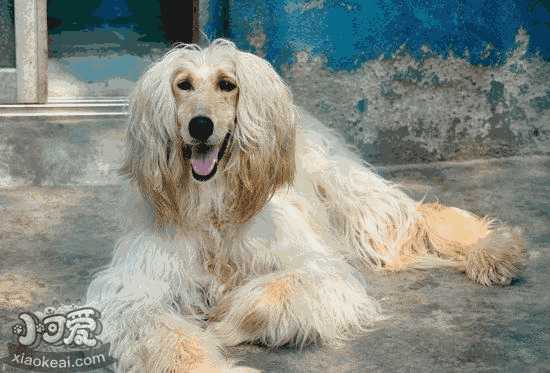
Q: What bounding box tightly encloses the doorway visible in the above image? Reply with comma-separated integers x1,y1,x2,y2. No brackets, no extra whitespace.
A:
47,0,199,98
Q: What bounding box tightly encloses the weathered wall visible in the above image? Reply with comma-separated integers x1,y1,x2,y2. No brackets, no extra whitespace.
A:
202,0,550,163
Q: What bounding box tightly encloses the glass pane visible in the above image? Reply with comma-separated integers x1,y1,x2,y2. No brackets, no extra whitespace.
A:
0,0,15,68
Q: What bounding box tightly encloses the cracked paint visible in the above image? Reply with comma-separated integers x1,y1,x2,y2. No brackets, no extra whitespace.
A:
284,29,550,163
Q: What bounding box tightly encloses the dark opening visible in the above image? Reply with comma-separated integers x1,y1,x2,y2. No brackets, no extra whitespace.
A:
47,0,198,58
159,0,198,44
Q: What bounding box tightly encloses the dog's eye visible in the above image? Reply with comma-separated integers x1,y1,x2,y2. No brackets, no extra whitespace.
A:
177,80,193,91
219,79,236,92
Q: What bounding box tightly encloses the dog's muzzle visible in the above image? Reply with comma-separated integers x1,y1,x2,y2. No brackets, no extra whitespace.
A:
183,132,232,182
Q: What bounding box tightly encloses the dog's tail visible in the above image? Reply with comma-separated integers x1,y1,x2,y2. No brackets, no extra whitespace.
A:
404,203,526,286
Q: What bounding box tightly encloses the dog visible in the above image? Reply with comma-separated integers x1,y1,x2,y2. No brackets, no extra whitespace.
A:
86,39,525,372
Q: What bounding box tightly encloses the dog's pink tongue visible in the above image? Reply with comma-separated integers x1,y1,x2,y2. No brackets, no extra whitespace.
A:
191,149,219,176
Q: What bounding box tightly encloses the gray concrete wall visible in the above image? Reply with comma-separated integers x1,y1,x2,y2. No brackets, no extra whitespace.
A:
0,117,125,187
0,68,16,103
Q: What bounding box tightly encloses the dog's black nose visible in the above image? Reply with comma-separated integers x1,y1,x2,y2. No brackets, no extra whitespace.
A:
188,116,214,142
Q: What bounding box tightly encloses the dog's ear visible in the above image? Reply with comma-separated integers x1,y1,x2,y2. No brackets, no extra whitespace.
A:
120,60,185,226
230,50,296,223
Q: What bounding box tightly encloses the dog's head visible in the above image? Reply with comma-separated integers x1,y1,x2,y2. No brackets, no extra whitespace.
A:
122,39,295,225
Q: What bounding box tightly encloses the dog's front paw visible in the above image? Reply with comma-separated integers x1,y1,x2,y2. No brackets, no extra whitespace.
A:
139,321,257,373
208,271,379,348
207,274,301,348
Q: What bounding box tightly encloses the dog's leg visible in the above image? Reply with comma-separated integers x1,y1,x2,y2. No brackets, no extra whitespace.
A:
297,116,525,286
414,203,525,286
206,194,380,348
86,230,257,372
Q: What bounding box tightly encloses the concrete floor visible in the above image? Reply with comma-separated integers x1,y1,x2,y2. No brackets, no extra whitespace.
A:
0,117,548,372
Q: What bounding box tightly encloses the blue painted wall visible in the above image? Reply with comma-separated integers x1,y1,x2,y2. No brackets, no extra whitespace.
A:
205,0,550,70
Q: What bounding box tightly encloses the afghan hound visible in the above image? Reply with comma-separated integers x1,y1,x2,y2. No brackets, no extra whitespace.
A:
86,39,525,372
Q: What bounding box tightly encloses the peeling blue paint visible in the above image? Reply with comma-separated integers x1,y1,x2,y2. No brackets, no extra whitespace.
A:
356,98,367,113
204,0,229,40
204,0,550,71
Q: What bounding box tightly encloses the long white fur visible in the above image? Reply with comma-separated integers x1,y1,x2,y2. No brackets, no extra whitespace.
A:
86,39,523,372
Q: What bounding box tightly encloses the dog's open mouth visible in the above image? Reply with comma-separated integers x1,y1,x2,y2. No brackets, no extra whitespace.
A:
187,133,231,182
